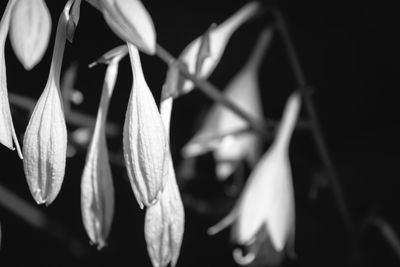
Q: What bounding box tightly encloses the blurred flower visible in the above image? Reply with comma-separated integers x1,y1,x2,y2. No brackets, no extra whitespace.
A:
208,92,301,265
0,0,22,159
22,0,77,205
86,0,156,54
163,1,261,99
81,49,124,249
123,44,168,209
182,28,273,180
9,0,51,70
145,159,185,267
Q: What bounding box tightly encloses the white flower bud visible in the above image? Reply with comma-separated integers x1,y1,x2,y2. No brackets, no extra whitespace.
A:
0,0,23,159
9,0,51,70
81,53,122,249
145,160,184,267
22,0,75,205
87,0,156,55
123,44,168,209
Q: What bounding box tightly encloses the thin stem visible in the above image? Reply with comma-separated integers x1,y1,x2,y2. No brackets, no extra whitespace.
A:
273,9,353,231
155,44,271,138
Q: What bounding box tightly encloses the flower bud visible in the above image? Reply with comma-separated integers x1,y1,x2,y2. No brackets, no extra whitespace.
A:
0,0,23,159
123,44,168,209
22,0,74,205
9,0,51,70
87,0,156,54
81,52,122,249
145,160,184,267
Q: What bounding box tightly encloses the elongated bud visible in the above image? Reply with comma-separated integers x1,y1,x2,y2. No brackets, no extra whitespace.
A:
22,0,74,205
9,0,51,70
87,0,156,54
0,0,23,159
145,160,185,267
81,51,122,249
163,1,261,99
123,44,168,209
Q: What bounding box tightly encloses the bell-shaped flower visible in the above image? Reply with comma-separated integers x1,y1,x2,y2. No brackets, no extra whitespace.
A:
0,0,22,159
123,43,168,209
208,92,301,264
81,50,124,249
9,0,51,70
144,158,185,267
86,0,156,55
182,28,273,180
22,0,76,205
163,1,261,99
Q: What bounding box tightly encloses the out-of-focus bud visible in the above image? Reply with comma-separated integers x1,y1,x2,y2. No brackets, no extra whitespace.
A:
9,0,51,70
123,44,168,209
0,0,23,159
145,159,185,267
163,1,261,99
81,49,123,249
182,28,273,180
86,0,156,55
22,0,75,205
208,92,301,265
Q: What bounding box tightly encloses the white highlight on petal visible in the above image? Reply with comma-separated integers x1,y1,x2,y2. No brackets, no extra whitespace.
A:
22,0,74,205
123,44,168,209
9,0,52,70
0,0,23,159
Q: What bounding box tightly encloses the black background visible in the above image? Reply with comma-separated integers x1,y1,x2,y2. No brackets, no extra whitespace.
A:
1,0,400,266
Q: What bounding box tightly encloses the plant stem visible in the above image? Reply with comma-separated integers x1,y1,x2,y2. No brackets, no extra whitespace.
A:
155,44,271,138
273,9,353,231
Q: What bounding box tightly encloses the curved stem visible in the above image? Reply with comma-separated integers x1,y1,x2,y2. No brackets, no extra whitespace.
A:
273,9,353,232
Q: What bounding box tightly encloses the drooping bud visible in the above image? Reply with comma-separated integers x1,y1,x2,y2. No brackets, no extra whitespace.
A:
123,44,168,209
0,0,22,159
86,0,156,55
81,50,123,249
9,0,51,70
145,160,185,267
22,0,76,205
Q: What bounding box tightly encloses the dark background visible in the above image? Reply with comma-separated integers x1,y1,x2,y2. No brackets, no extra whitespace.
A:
1,0,400,266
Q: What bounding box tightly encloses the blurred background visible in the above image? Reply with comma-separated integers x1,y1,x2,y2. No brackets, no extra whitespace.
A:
1,0,400,266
